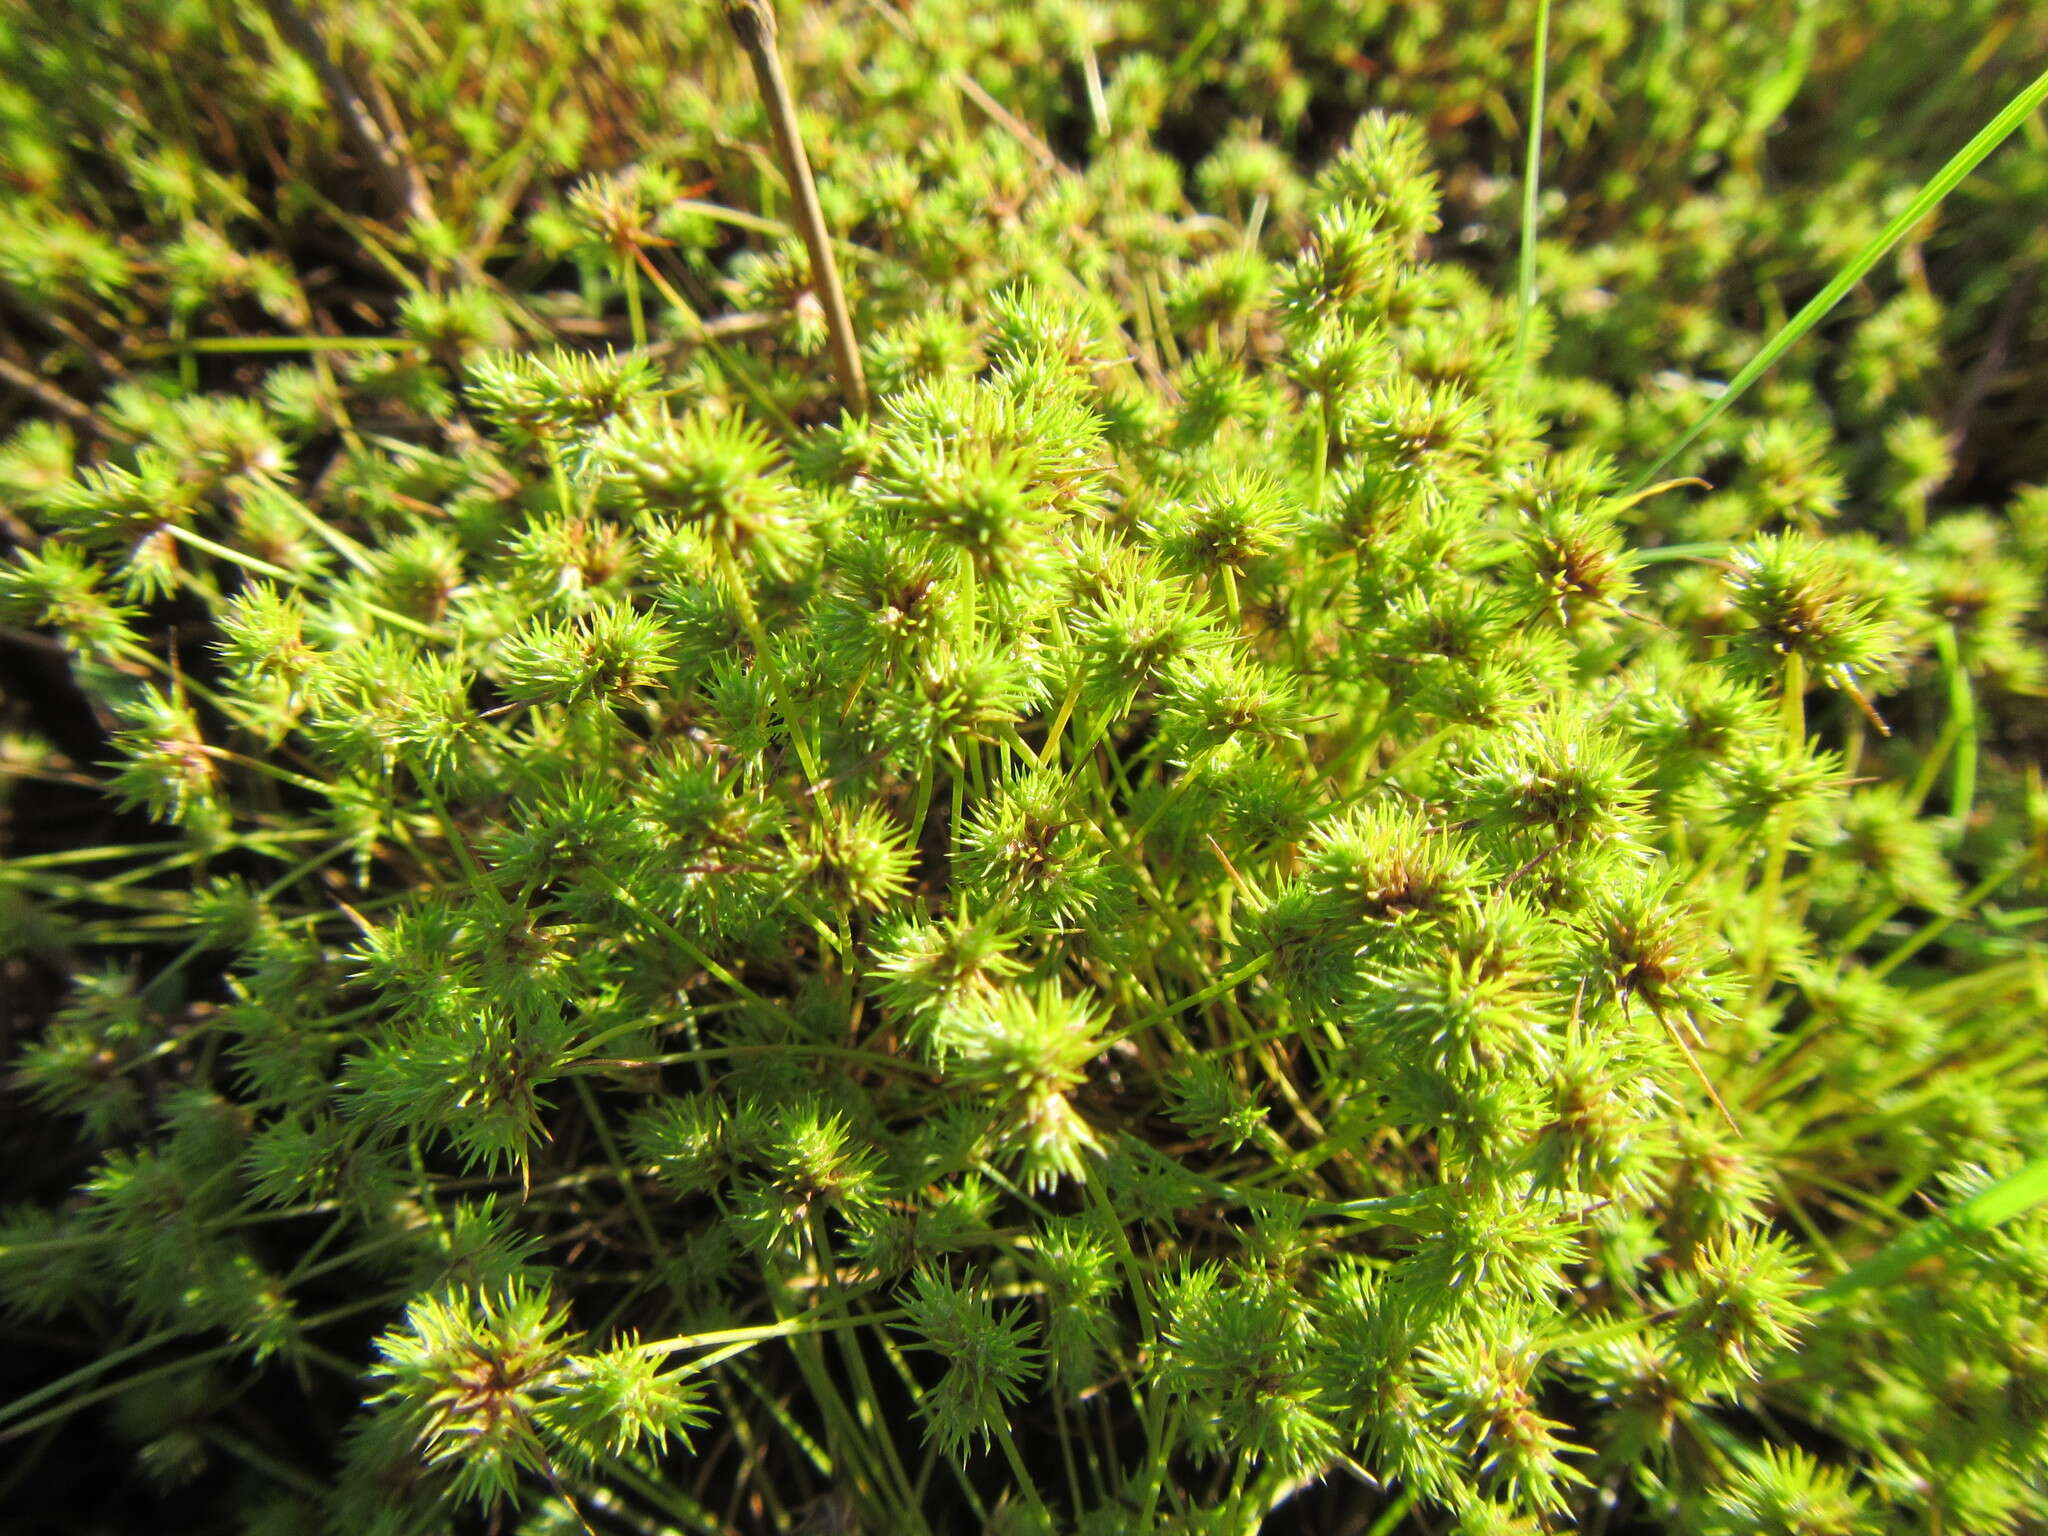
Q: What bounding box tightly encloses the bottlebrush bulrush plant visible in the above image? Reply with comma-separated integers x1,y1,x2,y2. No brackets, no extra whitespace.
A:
3,3,2047,1534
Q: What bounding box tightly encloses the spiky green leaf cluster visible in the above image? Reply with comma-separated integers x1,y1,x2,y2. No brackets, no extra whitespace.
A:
3,3,2047,1534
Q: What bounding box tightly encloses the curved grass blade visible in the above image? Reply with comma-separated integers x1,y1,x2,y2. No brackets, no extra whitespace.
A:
1811,1156,2048,1308
1631,65,2048,493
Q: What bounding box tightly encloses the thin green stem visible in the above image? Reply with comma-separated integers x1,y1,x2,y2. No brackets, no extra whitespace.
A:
162,523,439,640
723,0,867,415
1632,65,2048,492
622,251,647,351
1748,652,1805,1009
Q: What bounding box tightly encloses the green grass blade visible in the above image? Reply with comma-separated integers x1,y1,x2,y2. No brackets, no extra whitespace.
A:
141,335,419,356
1631,64,2048,493
1811,1156,2048,1307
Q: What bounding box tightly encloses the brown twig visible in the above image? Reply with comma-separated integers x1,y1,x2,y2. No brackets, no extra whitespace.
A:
1943,269,2034,479
722,0,868,417
651,308,794,360
0,354,127,442
34,312,128,382
549,308,789,352
259,0,436,234
856,0,1065,177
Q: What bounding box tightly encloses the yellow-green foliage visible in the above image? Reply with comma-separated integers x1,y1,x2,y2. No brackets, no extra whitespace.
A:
2,4,2046,1533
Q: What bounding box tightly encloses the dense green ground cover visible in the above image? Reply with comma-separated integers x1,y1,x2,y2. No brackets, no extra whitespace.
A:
2,3,2046,1532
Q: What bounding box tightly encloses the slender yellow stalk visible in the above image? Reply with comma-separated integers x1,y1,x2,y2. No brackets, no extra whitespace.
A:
724,0,869,416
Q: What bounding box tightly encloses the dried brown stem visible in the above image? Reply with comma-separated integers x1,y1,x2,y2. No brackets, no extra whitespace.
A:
1944,269,2034,476
723,0,868,417
857,0,1064,176
259,0,435,233
0,354,123,440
